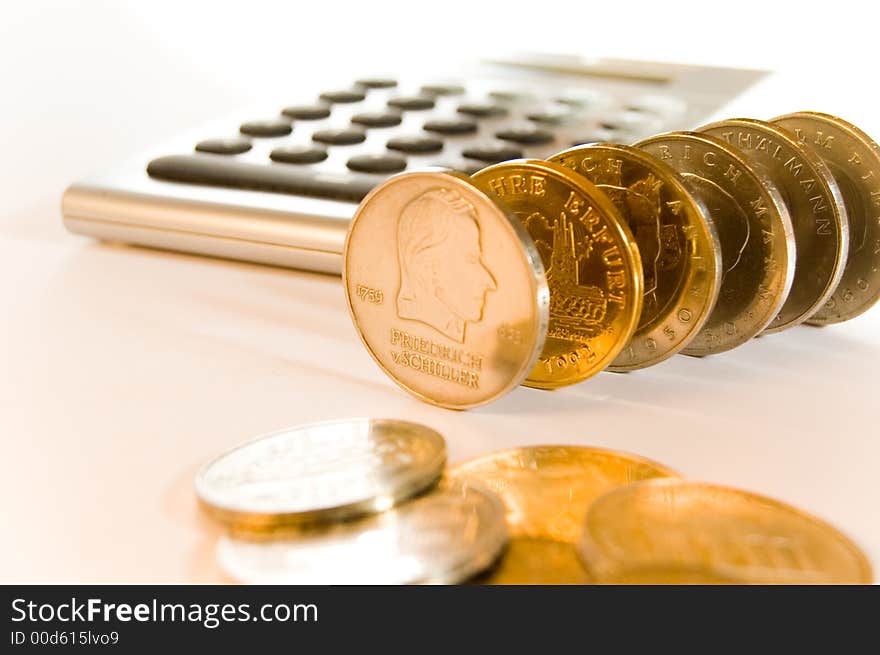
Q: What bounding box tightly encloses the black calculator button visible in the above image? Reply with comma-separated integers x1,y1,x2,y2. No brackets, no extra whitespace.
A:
351,111,403,128
420,83,465,96
527,110,573,126
495,126,555,145
281,104,331,120
489,90,534,103
457,103,508,118
239,119,293,138
347,154,407,174
319,89,367,104
147,154,376,203
461,143,523,163
388,96,435,111
269,145,328,165
570,130,614,146
387,135,444,154
355,77,397,89
423,118,478,135
194,138,252,155
312,127,367,146
437,160,485,176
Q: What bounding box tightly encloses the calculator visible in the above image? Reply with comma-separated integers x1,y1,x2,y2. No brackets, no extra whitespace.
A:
61,55,765,275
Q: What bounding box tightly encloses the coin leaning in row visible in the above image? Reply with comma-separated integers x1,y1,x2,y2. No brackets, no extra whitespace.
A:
195,418,872,584
343,111,880,409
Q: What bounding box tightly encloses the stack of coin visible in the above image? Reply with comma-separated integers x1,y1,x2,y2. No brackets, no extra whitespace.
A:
197,421,872,584
343,111,880,408
196,418,509,584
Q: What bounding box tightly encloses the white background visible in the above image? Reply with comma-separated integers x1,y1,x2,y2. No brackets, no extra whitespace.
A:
1,1,878,581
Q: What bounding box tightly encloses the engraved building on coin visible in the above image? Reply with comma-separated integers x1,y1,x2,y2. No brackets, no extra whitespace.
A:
344,171,549,409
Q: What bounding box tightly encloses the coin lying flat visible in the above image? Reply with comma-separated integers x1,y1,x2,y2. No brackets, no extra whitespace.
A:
550,144,722,370
579,479,873,584
636,132,796,355
771,112,880,324
472,160,642,388
699,118,848,333
448,445,677,584
216,481,508,584
343,171,549,409
195,418,446,530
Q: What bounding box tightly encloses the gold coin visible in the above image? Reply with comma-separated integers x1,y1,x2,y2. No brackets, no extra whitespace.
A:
549,144,722,370
448,445,678,584
771,111,880,324
699,118,848,332
471,160,642,388
636,132,795,355
579,479,873,584
343,171,549,409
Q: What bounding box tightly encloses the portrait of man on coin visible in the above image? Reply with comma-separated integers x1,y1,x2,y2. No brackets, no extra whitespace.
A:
396,188,497,343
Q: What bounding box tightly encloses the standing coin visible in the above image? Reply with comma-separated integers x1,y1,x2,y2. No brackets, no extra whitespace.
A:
343,171,549,409
217,481,508,584
550,144,722,370
771,112,880,324
579,479,873,584
448,445,677,583
195,418,446,530
636,132,795,355
472,160,642,388
700,118,848,332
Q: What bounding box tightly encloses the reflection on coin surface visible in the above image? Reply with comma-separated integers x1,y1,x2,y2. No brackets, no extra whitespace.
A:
448,445,677,584
637,132,795,355
472,160,642,388
550,144,722,370
771,112,880,324
579,479,873,584
216,481,508,584
700,118,848,332
343,171,549,409
196,418,446,529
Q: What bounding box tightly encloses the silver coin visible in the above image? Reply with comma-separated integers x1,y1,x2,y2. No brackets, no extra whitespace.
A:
195,418,446,529
216,481,508,584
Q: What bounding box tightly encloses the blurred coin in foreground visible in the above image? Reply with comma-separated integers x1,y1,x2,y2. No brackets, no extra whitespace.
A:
217,481,508,584
196,418,446,530
637,132,795,355
550,144,722,370
771,111,880,324
449,445,677,583
700,118,848,332
472,160,643,388
579,479,873,584
344,171,549,409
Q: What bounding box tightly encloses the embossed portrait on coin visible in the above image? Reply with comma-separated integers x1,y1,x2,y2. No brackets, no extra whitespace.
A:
396,188,497,343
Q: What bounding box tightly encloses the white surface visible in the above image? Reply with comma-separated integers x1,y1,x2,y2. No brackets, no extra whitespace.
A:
1,1,878,582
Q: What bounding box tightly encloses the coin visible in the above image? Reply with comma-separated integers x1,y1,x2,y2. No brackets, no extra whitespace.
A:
579,479,873,584
195,418,446,530
216,481,508,584
471,160,642,388
549,144,722,370
343,171,549,409
699,118,848,332
636,132,795,355
771,112,880,324
448,445,677,584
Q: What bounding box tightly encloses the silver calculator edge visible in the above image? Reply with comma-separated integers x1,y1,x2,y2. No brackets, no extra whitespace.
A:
62,55,766,275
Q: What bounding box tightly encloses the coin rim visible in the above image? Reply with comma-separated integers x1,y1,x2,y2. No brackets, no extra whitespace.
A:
548,143,723,370
194,417,447,530
579,477,874,584
471,159,644,388
698,117,849,332
342,170,550,409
